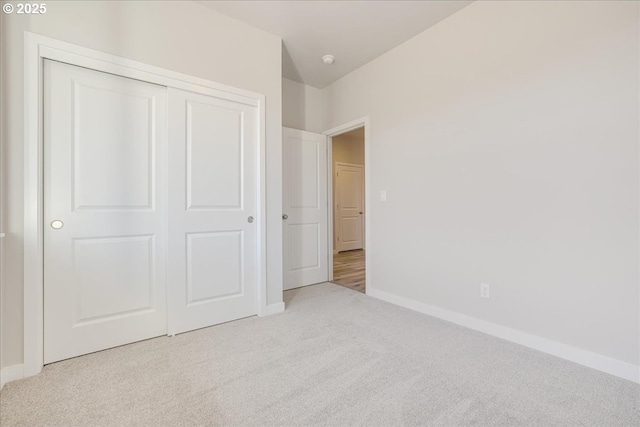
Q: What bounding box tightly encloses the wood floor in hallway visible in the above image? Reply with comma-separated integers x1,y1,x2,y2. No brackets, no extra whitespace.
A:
332,249,365,293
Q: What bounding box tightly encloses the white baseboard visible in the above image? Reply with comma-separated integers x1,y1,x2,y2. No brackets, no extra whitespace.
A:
367,288,640,384
1,364,25,389
260,302,285,317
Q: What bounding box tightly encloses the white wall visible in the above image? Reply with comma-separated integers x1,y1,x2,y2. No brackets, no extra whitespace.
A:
0,0,283,369
325,1,639,366
282,78,327,133
332,132,365,166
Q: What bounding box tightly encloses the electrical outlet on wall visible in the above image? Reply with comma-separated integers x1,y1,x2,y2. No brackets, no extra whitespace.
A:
480,283,490,299
380,190,387,202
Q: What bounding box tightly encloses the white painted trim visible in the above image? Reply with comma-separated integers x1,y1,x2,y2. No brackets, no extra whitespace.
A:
256,96,268,316
327,138,334,282
259,302,285,317
0,364,25,389
324,118,369,137
24,31,268,378
368,288,640,384
31,33,261,104
324,117,370,291
24,31,44,378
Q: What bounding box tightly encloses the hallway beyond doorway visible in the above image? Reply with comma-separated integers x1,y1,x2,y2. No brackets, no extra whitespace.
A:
332,250,365,293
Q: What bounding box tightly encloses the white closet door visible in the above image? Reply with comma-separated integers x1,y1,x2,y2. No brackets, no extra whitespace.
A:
44,60,168,363
167,88,259,335
282,127,328,290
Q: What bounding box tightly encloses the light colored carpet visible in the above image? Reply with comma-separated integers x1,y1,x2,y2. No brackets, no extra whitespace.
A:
1,283,638,426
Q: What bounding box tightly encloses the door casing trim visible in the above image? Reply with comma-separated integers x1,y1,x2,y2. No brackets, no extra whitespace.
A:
24,32,268,377
323,118,370,290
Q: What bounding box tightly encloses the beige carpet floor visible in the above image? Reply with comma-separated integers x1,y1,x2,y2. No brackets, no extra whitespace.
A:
1,283,638,426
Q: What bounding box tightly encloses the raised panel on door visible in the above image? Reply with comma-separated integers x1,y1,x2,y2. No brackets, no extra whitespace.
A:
44,59,168,364
168,88,258,335
283,127,328,290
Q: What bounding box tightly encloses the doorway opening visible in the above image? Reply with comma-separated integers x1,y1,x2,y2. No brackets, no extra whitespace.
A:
329,127,366,293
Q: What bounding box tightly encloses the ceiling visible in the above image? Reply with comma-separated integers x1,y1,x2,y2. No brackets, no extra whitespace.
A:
200,1,473,88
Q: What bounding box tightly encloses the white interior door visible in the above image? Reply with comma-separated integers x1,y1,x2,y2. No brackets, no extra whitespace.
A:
335,163,364,252
44,59,168,363
283,128,328,290
167,88,259,334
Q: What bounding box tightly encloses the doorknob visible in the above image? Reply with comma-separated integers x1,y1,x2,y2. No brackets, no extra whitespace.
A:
359,211,363,215
247,216,254,223
51,220,64,229
282,214,288,220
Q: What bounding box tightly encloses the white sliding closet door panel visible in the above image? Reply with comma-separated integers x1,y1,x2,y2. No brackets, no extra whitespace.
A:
44,59,168,364
168,88,259,334
282,127,328,290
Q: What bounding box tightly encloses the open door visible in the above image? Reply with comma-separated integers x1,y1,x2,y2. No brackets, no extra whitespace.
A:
282,127,328,290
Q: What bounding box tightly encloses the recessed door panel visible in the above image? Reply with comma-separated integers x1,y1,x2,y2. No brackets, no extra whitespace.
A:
340,217,361,244
290,140,320,208
44,60,168,364
186,101,243,210
73,235,154,323
73,82,154,210
283,128,328,290
187,231,243,304
340,170,361,209
289,224,319,271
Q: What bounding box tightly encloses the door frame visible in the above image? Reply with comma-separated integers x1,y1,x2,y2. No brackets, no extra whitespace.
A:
23,32,268,377
333,162,365,253
323,118,370,289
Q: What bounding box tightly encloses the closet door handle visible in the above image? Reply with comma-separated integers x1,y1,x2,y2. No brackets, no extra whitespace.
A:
282,214,288,220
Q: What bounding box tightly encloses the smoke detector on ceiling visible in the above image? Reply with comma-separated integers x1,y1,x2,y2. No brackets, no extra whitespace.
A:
322,55,335,65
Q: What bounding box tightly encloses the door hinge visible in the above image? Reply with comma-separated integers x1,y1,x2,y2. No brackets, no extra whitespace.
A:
337,236,340,241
